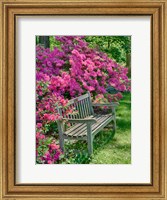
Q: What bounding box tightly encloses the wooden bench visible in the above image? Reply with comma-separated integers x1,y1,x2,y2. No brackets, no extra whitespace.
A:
56,92,118,155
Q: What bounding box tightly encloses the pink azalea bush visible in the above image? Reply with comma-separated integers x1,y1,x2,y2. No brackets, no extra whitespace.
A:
36,36,130,164
36,131,63,164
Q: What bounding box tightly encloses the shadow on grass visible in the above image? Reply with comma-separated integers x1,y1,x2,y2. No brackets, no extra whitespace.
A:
93,129,115,150
117,118,131,131
112,142,131,151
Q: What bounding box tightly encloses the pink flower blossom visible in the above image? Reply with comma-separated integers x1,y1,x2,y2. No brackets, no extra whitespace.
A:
50,143,60,150
37,123,42,128
47,160,53,164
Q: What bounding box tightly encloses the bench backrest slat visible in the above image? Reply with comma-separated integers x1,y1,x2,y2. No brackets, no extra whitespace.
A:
85,98,89,117
58,92,93,119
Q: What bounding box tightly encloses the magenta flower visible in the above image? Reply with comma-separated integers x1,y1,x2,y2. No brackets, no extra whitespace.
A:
37,123,42,128
50,143,60,150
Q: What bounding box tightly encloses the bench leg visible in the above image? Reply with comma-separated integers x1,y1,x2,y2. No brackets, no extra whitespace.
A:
59,136,65,152
113,119,116,132
57,121,65,152
87,123,93,155
111,107,116,135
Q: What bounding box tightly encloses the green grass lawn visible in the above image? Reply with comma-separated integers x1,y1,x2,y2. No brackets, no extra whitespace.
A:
61,92,131,164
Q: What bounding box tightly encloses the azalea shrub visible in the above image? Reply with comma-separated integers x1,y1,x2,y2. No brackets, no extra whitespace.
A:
36,132,63,164
36,36,131,164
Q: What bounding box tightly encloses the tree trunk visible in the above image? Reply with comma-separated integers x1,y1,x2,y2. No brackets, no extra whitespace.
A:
126,53,131,77
39,36,50,48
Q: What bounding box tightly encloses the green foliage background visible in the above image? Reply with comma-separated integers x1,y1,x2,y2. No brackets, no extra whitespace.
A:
85,36,131,65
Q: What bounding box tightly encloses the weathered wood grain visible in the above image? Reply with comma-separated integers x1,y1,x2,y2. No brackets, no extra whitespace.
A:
57,93,117,154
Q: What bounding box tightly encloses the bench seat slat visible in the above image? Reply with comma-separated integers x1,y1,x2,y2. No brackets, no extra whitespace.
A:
92,116,114,136
72,115,110,137
65,115,94,133
63,114,113,138
65,115,101,135
67,115,102,137
66,115,113,138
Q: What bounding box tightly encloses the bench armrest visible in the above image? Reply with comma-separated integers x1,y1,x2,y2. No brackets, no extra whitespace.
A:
92,102,119,107
63,118,97,124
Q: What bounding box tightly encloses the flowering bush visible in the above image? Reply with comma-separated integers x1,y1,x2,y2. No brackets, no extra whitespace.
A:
36,132,63,164
36,36,130,164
